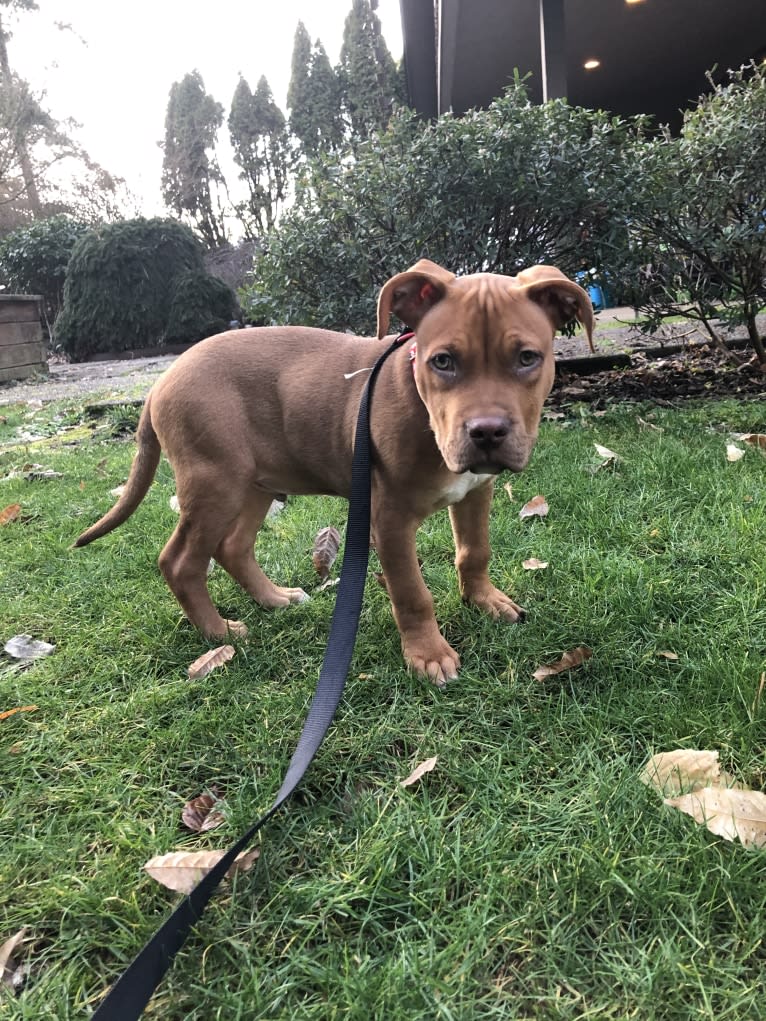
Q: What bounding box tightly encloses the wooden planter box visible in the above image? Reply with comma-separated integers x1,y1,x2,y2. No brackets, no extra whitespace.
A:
0,294,46,383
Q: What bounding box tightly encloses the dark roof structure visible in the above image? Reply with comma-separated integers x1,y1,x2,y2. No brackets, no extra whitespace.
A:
399,0,766,128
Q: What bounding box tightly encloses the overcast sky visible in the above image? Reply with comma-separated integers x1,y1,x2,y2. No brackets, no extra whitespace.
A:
5,0,404,216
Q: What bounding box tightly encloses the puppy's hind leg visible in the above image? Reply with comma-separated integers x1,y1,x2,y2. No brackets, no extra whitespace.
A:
159,513,248,640
215,491,309,609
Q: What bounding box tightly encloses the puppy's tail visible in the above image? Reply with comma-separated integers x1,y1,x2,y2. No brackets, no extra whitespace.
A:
73,395,161,548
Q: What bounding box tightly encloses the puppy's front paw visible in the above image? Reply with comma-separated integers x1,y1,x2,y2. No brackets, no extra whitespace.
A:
403,635,460,688
466,585,526,623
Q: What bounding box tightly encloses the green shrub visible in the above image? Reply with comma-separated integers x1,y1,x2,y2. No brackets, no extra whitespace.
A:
165,269,240,343
616,63,766,363
54,217,238,360
242,80,640,333
0,215,89,333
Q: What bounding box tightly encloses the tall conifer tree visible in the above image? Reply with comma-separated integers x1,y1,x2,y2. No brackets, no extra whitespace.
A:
228,75,289,237
339,0,398,142
161,70,228,248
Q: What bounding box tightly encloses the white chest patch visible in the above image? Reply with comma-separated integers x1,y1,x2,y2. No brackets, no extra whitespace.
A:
439,471,494,506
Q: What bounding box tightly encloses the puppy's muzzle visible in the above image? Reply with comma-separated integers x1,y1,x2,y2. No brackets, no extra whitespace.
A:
465,416,511,451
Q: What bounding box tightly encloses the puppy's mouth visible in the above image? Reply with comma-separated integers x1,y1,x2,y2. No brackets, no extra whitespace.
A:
465,460,506,476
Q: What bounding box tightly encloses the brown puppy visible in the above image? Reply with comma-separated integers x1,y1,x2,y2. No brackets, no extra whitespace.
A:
75,260,593,685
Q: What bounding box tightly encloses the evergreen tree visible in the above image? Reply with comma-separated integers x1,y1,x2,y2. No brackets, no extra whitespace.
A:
308,42,345,154
286,21,315,154
161,70,228,248
339,0,398,143
287,24,346,158
228,75,289,237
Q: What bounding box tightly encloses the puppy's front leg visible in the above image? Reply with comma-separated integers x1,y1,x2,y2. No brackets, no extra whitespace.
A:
449,481,526,623
374,506,460,686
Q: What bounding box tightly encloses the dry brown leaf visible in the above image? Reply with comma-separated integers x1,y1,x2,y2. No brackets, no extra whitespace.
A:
519,495,549,520
181,789,226,833
400,755,438,788
640,749,721,796
312,526,341,580
187,645,235,680
0,705,38,722
533,646,592,681
144,847,260,894
664,787,766,848
741,433,766,451
657,650,679,661
726,443,745,462
503,481,514,501
0,927,30,991
522,558,549,570
0,504,21,526
594,442,619,462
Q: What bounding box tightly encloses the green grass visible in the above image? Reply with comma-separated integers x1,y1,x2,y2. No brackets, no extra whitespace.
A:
1,393,765,1020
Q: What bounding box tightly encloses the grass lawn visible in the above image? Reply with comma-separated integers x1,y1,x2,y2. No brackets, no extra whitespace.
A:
1,392,765,1019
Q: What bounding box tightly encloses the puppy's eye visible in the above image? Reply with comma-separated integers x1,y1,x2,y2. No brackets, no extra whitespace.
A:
518,349,541,368
429,352,455,372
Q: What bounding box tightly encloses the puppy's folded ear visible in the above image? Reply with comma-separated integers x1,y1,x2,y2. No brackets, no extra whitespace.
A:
377,259,456,338
515,266,595,352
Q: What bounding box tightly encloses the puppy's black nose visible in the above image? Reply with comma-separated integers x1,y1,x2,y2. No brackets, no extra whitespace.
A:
466,416,510,450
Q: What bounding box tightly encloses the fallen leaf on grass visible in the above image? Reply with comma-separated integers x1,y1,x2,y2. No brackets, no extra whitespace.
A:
640,749,722,796
726,443,745,462
664,788,766,848
594,442,619,462
734,433,766,451
657,650,679,661
144,847,260,894
533,646,592,681
0,705,38,722
187,645,235,680
400,755,438,788
311,526,341,580
169,494,180,513
503,482,513,501
0,504,21,526
3,635,55,661
182,788,226,832
110,483,127,497
522,558,549,570
519,495,549,520
0,927,30,991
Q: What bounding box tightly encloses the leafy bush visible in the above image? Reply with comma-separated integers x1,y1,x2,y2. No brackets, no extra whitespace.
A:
0,215,89,334
165,269,240,343
243,80,641,333
54,217,237,360
611,63,766,363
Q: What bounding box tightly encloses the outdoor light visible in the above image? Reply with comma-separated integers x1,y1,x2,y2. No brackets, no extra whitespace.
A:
583,59,601,70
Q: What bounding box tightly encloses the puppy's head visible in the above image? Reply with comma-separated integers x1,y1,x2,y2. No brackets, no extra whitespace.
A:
378,261,593,475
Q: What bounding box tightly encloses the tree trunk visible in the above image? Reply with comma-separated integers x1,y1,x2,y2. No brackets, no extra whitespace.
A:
746,312,766,366
0,13,43,217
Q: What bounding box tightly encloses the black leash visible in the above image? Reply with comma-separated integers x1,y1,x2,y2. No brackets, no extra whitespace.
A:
91,331,410,1020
